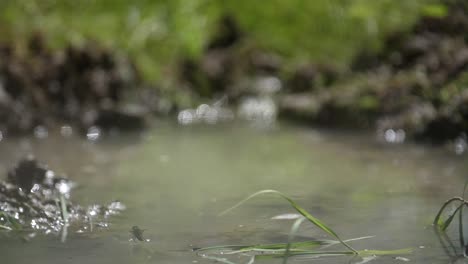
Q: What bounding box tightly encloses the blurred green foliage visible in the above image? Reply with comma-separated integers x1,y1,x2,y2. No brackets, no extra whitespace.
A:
0,0,443,82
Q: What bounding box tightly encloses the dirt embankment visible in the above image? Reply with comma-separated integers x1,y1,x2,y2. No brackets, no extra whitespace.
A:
0,32,150,137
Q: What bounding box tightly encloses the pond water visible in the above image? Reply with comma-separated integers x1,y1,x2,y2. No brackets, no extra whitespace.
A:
0,121,466,264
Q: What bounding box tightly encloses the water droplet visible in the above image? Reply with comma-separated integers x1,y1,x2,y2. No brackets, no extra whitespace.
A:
55,181,71,195
30,184,41,193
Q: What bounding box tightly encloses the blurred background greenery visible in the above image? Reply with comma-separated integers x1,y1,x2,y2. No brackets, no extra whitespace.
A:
0,0,446,82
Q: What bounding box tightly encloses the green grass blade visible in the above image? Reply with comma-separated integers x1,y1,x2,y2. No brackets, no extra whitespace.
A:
283,217,307,264
433,225,458,257
256,250,354,259
0,212,22,230
0,224,12,231
433,197,465,227
321,236,375,249
60,194,69,223
256,248,411,259
440,203,464,231
220,190,358,254
195,244,254,252
462,180,468,199
459,203,465,254
196,240,329,254
253,240,327,249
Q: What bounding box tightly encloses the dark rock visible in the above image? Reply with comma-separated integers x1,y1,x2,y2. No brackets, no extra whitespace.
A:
7,156,46,192
89,108,147,131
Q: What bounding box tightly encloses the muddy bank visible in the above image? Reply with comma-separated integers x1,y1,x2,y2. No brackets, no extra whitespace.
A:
0,33,153,138
174,1,468,144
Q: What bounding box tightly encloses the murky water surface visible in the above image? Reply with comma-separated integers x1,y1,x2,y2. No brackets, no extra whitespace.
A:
0,122,466,263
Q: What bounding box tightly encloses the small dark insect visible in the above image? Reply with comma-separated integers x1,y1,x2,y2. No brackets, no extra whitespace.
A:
130,225,145,241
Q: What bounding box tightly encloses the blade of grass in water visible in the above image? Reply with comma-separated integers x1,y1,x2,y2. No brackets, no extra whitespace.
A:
433,197,465,228
219,190,358,253
459,203,465,254
283,217,307,264
321,236,375,249
440,203,464,231
59,194,68,223
0,224,12,230
196,239,411,261
197,240,329,253
256,248,412,259
0,212,22,230
462,180,468,199
460,181,467,256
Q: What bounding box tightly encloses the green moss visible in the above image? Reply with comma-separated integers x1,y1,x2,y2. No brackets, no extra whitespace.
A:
0,0,438,83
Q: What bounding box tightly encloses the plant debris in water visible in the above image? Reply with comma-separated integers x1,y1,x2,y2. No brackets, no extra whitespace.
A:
195,190,412,264
0,156,125,237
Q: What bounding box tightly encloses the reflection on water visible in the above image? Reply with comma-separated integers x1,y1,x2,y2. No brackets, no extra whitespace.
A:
0,122,466,264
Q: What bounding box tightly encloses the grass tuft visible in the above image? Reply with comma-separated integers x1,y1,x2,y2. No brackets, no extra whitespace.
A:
220,189,358,253
433,181,468,258
197,189,412,263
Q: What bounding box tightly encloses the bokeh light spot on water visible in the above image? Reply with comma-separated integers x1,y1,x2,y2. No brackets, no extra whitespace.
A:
383,128,405,143
34,126,48,139
254,76,282,94
177,109,197,125
60,125,73,138
454,135,467,155
177,101,234,125
238,96,277,124
86,126,101,141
